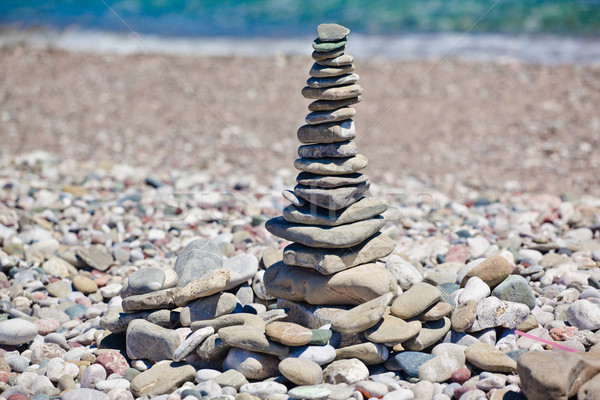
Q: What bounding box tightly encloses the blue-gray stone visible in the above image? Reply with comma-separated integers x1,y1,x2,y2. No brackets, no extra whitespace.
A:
438,285,457,310
506,348,527,362
64,304,86,319
174,239,223,287
491,275,536,309
128,267,166,294
438,282,460,294
393,351,435,377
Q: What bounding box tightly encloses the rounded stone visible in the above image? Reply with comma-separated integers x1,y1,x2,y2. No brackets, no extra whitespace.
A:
322,358,369,385
222,348,280,380
265,322,313,346
128,267,166,294
0,319,38,345
279,357,323,385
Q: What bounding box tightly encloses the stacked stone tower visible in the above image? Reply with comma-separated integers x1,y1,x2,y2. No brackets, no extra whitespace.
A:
265,24,398,307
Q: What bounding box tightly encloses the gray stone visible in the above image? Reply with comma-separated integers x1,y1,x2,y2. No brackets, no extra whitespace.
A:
317,23,350,41
222,253,259,290
306,107,355,125
312,38,347,52
128,266,166,294
468,296,530,331
315,53,354,66
130,361,196,398
126,320,181,362
121,287,179,312
335,342,388,365
190,313,265,332
282,189,305,206
283,196,386,226
180,292,238,326
100,308,179,334
279,358,323,385
392,352,435,377
76,245,114,271
61,388,109,400
172,326,214,361
298,141,358,159
312,47,345,61
222,347,280,380
331,293,393,334
285,344,337,365
567,299,600,330
265,215,384,248
0,318,38,345
491,275,536,309
294,154,367,175
302,83,363,100
294,181,369,211
196,333,230,361
214,369,248,390
283,232,394,274
264,262,398,305
418,350,465,383
297,120,356,144
307,72,359,88
218,325,288,356
403,317,451,351
390,282,441,319
173,239,223,287
296,171,368,188
308,96,361,112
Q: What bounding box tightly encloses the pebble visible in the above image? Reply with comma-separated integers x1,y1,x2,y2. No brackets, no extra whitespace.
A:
322,359,369,385
0,319,38,345
390,282,441,319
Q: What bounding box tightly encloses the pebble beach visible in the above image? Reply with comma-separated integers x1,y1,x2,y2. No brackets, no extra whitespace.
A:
1,24,600,400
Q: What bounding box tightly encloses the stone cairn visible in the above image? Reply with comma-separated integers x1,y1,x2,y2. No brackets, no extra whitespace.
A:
91,23,596,400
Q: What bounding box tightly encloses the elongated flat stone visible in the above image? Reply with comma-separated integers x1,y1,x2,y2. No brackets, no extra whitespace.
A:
312,47,346,61
294,181,369,210
298,141,358,159
316,53,354,66
294,154,367,175
313,38,347,52
332,293,394,334
296,172,368,188
297,120,356,144
365,309,422,343
317,24,350,42
307,73,359,88
306,107,355,125
308,97,361,112
219,325,288,356
264,262,398,306
283,232,395,274
283,196,386,226
190,313,266,332
302,84,362,100
265,216,384,248
403,317,451,351
390,282,441,319
122,287,179,312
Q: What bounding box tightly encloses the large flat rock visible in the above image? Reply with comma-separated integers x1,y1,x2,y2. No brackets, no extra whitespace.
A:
283,197,387,226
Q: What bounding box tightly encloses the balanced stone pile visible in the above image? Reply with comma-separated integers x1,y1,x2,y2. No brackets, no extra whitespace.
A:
264,23,398,309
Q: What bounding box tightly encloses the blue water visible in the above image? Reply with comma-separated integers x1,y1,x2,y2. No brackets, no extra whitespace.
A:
2,0,600,37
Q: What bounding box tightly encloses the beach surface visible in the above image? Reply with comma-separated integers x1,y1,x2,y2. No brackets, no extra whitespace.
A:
1,45,599,197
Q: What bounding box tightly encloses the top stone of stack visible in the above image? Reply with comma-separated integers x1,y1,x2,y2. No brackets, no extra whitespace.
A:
317,23,350,42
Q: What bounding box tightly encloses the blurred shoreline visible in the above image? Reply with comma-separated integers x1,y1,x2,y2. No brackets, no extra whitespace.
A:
2,27,600,65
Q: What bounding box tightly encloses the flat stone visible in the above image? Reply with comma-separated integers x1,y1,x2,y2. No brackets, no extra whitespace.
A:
222,347,280,380
297,120,355,144
335,342,388,365
283,196,386,226
390,282,441,319
172,326,214,361
418,350,466,383
393,352,436,377
126,320,181,362
307,73,359,88
130,361,195,398
332,292,393,334
312,38,347,52
460,255,511,288
309,96,361,112
76,245,114,271
365,309,421,343
306,107,355,125
310,329,332,345
283,189,305,206
316,53,354,66
285,344,337,366
196,333,230,361
279,358,323,385
468,296,530,331
265,321,313,346
323,359,369,385
190,313,265,332
465,342,517,373
180,292,238,326
128,266,166,294
317,23,350,42
312,47,345,61
294,154,367,176
222,253,259,290
173,239,223,287
121,287,179,312
100,309,179,334
298,141,358,159
283,232,394,275
451,300,477,332
403,317,451,351
296,171,368,188
266,215,384,248
218,325,288,356
302,84,362,100
576,372,600,400
0,318,38,345
294,181,369,211
174,269,230,306
264,262,398,306
288,386,331,400
491,274,536,309
214,369,248,390
420,302,452,321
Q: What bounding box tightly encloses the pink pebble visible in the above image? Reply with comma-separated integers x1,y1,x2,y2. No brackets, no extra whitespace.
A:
453,386,476,399
95,351,130,375
32,292,47,301
451,367,471,385
446,244,471,263
76,297,93,307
